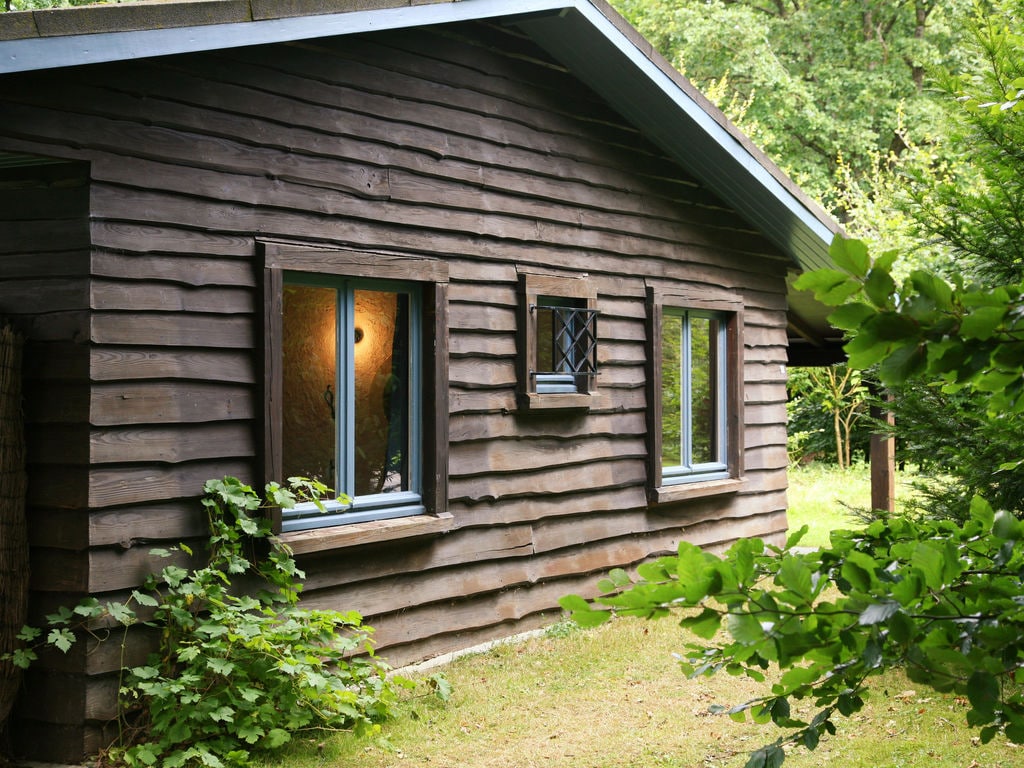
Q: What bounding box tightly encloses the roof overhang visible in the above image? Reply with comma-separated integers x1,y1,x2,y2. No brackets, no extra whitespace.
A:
0,0,845,360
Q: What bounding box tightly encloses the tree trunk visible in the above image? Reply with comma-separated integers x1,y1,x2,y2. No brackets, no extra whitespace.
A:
834,408,845,470
0,325,28,735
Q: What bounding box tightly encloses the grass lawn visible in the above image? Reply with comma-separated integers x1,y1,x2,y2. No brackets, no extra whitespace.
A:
259,464,1019,768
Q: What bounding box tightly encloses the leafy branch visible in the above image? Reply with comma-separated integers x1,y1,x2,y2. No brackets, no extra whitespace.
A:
562,495,1024,766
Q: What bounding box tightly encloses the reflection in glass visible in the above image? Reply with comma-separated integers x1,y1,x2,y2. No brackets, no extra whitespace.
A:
661,310,723,475
354,289,409,496
281,284,338,489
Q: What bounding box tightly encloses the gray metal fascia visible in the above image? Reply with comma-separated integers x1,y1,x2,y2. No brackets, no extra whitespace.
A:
0,0,838,269
0,0,573,74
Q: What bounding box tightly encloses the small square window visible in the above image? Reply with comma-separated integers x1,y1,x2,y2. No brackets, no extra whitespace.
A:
517,273,598,410
533,297,598,393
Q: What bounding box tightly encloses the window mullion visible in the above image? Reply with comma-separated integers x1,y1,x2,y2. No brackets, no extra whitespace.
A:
339,284,356,501
681,312,693,471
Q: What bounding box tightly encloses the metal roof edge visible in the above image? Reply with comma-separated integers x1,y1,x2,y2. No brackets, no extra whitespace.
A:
0,0,572,74
0,0,841,273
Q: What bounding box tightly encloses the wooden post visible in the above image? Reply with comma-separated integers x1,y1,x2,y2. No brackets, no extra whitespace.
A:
870,395,896,513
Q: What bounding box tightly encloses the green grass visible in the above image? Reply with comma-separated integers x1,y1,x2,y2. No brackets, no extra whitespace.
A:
785,461,918,547
256,463,1018,768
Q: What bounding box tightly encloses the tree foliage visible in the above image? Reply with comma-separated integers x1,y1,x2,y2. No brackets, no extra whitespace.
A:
611,0,972,202
563,221,1024,764
786,365,868,469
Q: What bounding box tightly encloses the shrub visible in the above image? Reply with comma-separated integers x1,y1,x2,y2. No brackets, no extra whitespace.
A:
9,477,403,768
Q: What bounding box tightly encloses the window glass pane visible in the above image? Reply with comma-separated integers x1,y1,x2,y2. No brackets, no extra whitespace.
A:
281,284,337,489
354,289,410,496
537,304,555,374
689,316,718,465
661,313,683,467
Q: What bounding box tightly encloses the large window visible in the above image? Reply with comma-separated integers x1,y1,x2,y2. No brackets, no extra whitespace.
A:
647,289,744,502
280,278,422,531
262,243,450,542
517,273,598,410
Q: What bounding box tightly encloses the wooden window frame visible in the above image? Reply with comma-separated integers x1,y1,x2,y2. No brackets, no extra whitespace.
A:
516,272,598,412
260,242,452,552
645,287,745,504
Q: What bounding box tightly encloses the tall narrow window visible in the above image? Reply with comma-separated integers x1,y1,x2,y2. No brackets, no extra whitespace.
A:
280,276,423,531
661,309,728,482
647,288,744,502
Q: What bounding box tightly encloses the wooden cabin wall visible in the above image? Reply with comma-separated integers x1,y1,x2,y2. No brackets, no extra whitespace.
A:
0,20,791,762
0,161,97,756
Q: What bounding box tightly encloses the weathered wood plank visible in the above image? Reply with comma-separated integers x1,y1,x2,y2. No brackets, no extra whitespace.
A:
298,523,537,592
90,382,254,426
0,249,89,278
449,436,647,477
448,410,645,442
90,280,254,314
90,347,254,383
89,422,254,464
448,458,646,503
91,248,256,287
0,277,87,313
91,222,254,258
87,459,252,509
90,313,253,348
448,331,516,358
447,485,647,529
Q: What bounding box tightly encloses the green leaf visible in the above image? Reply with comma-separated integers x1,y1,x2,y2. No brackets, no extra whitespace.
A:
803,725,820,751
206,657,235,676
680,607,722,640
780,665,820,689
744,743,785,768
909,270,954,310
266,728,291,748
793,269,862,305
131,590,159,608
843,330,892,369
777,557,814,602
878,343,926,384
47,628,76,653
840,555,873,593
961,305,1006,340
11,648,37,669
829,236,871,278
558,595,611,628
727,612,765,645
993,509,1022,541
827,302,875,331
859,601,899,626
967,670,1000,717
863,268,896,308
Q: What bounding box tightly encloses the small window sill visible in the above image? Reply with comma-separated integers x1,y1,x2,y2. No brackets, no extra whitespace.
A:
517,392,606,412
650,477,745,505
277,511,453,555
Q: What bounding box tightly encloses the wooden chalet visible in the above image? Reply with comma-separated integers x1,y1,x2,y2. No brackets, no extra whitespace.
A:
0,0,843,761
